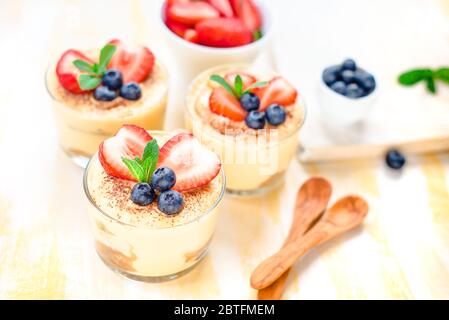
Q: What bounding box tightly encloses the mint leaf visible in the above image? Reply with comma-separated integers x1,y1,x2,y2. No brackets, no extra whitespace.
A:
398,69,432,86
210,75,237,98
244,81,268,93
98,44,116,74
435,67,449,84
92,63,99,74
122,158,145,182
73,60,94,73
142,157,157,183
78,74,101,90
141,140,159,182
426,77,436,94
253,30,263,41
234,75,243,97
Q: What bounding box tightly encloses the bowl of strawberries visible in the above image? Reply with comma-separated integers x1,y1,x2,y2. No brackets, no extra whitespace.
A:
160,0,273,77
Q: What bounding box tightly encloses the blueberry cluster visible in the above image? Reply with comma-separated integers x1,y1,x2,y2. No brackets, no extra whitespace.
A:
322,59,376,99
240,93,287,130
94,69,142,102
130,167,184,215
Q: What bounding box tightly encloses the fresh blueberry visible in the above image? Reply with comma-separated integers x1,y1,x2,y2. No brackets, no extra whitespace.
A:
385,150,406,170
265,104,286,126
245,111,266,129
102,69,123,90
354,69,376,94
322,65,342,86
330,81,347,95
119,82,142,100
239,92,260,112
158,190,184,215
93,86,117,101
130,183,155,206
341,70,355,84
345,83,364,99
342,58,357,71
151,167,176,192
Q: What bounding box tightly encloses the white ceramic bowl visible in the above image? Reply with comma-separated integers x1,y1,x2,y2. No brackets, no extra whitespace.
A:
317,73,378,126
158,0,274,79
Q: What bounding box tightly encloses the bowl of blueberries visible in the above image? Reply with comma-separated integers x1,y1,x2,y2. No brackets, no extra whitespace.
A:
318,58,377,126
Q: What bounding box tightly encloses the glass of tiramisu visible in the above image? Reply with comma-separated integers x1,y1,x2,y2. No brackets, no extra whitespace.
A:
84,125,224,281
186,64,305,195
46,39,168,167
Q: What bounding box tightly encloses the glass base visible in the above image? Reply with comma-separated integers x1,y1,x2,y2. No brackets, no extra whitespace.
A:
97,247,209,283
61,146,90,168
226,173,285,197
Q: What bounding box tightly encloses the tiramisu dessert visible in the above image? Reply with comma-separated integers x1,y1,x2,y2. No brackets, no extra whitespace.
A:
186,65,305,194
84,125,224,281
46,39,168,167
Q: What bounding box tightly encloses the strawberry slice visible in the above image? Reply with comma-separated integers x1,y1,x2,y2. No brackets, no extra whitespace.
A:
183,29,200,44
195,18,252,48
256,76,298,111
231,0,262,32
165,18,190,37
56,49,94,94
108,39,155,83
208,0,234,18
209,87,247,121
158,133,221,192
225,72,256,90
99,125,153,181
167,2,219,25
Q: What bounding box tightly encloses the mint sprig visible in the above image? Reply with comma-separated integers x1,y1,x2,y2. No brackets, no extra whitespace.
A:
210,74,268,99
121,140,159,183
398,67,449,94
73,44,116,90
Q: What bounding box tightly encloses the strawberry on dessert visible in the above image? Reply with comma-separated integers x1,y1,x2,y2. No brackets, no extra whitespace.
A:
108,39,155,84
163,0,263,47
206,71,299,130
256,77,298,111
99,125,153,181
55,40,155,102
56,50,95,94
97,125,221,215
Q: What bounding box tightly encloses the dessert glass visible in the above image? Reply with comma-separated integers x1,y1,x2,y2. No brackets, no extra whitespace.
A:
83,130,225,282
46,60,169,168
185,65,306,195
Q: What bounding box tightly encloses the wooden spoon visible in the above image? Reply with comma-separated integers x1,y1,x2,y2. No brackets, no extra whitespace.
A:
257,177,332,300
251,195,369,290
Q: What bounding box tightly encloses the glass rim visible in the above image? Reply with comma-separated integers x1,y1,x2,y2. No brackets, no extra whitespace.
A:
185,64,308,142
83,130,226,230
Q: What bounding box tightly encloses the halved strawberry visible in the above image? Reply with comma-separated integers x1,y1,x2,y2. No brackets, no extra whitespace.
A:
208,0,234,18
256,76,298,111
209,87,247,121
225,72,256,90
167,2,219,25
56,49,94,94
99,125,153,181
231,0,261,32
165,18,190,37
184,29,200,44
157,133,221,192
195,18,252,48
108,39,155,83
